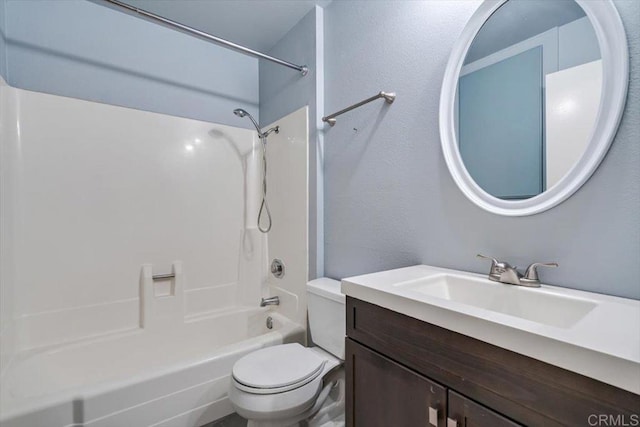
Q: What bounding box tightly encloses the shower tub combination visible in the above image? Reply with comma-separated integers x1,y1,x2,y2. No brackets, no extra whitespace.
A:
0,77,309,426
0,309,303,427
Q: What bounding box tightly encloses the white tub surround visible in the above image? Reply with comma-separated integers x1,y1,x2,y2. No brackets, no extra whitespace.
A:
0,76,18,378
1,83,264,349
342,265,640,395
264,106,310,327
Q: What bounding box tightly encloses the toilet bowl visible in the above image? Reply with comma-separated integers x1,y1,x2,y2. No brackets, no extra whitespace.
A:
228,278,346,427
229,344,342,426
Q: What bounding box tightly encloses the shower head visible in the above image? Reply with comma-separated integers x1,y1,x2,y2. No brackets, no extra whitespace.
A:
233,108,262,137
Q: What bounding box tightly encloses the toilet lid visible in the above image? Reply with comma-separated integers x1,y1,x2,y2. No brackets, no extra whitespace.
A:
232,343,326,390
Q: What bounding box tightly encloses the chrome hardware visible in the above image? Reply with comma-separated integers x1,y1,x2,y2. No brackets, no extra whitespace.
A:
447,418,458,427
271,258,285,278
497,264,524,286
476,254,520,284
233,109,276,233
477,254,557,288
102,0,308,75
521,262,559,286
476,254,503,280
266,316,273,329
260,296,280,307
322,91,396,126
152,273,175,281
428,407,438,426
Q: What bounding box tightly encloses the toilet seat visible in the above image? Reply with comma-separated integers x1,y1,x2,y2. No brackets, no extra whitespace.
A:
229,371,325,422
232,344,327,395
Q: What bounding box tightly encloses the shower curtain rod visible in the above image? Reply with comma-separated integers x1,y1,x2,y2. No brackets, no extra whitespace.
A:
98,0,309,76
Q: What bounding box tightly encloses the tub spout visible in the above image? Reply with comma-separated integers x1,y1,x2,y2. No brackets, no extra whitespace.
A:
260,296,280,307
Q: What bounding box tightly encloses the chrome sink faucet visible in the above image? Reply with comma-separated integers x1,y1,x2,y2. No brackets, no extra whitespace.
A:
477,254,558,288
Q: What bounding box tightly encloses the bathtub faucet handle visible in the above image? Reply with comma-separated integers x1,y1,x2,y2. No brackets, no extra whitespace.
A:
260,296,280,307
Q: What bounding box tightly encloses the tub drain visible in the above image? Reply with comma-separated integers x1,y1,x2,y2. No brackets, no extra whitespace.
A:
266,316,273,330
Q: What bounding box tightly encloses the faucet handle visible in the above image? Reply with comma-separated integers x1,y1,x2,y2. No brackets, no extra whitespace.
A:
523,262,558,282
476,254,497,263
477,254,514,280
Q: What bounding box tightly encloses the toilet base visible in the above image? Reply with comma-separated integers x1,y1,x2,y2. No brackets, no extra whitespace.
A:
308,368,345,427
242,368,345,427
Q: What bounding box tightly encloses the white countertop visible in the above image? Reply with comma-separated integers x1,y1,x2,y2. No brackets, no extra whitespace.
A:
341,265,640,394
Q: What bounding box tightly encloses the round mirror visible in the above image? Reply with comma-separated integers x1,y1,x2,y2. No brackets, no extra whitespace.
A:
439,0,628,216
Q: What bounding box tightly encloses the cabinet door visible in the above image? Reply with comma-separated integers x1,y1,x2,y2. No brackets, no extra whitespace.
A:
346,338,447,427
447,391,522,427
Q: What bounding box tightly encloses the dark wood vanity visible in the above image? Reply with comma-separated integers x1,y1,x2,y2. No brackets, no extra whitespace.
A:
345,297,640,427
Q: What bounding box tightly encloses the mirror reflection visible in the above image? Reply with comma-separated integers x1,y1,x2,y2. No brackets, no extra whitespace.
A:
456,0,601,200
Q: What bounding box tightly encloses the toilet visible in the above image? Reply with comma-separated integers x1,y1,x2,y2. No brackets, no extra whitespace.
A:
228,278,346,427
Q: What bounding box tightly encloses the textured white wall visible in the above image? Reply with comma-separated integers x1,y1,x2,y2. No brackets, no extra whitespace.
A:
323,0,640,299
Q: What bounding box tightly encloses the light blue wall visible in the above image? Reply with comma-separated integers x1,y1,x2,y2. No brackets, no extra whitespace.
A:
3,0,258,128
559,16,601,69
259,6,323,279
323,0,640,299
259,7,316,128
0,0,6,80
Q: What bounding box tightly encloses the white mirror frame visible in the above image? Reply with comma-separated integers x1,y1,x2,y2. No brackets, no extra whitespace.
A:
439,0,629,216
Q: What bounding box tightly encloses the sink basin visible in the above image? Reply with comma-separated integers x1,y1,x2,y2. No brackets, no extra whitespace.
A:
393,273,597,328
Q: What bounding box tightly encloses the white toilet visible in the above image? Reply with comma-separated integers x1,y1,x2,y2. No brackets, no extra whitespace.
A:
228,278,346,427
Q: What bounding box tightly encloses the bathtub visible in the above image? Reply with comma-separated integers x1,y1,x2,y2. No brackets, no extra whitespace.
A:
0,307,304,427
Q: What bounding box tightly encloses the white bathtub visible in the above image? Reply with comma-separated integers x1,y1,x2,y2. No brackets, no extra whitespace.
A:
0,307,304,427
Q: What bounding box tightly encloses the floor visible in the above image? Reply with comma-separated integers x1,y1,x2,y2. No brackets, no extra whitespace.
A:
201,412,248,427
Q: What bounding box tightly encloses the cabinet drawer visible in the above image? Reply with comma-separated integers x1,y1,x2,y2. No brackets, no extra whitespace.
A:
346,297,640,426
346,338,447,427
448,391,522,427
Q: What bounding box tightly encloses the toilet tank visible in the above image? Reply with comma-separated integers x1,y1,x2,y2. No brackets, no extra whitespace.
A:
307,278,345,360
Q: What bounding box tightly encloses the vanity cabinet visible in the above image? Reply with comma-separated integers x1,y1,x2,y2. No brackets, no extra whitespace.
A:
347,338,517,427
345,297,640,427
347,339,447,426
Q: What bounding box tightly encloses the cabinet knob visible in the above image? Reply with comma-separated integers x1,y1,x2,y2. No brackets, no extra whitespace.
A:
447,418,458,427
428,407,438,426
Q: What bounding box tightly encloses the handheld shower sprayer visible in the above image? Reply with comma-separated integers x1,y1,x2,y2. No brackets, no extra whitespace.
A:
233,109,260,135
233,108,279,233
233,109,279,140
